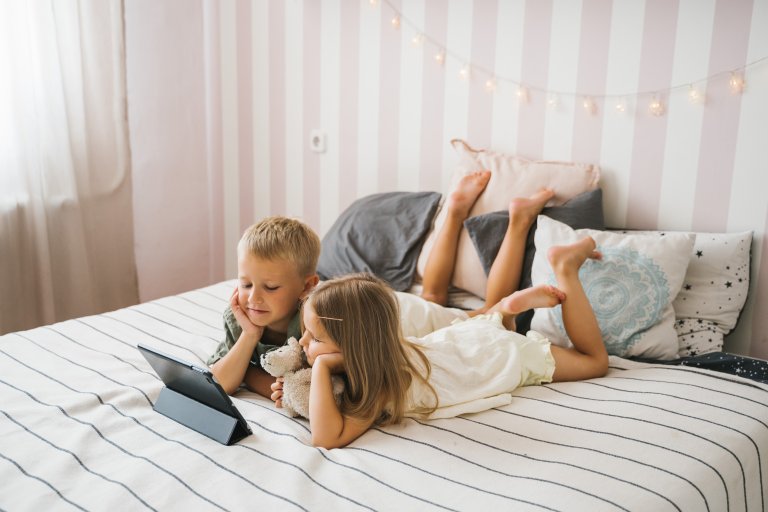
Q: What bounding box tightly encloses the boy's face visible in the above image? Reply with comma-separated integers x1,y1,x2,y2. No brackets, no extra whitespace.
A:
237,253,317,334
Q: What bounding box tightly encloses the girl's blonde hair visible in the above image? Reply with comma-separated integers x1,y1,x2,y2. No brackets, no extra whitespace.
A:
238,216,320,277
307,274,437,425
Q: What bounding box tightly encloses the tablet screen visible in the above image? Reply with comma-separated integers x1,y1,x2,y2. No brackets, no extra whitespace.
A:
138,344,239,417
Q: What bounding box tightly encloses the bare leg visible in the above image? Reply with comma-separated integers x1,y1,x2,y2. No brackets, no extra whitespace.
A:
486,284,566,330
546,237,609,382
481,188,555,311
421,171,490,305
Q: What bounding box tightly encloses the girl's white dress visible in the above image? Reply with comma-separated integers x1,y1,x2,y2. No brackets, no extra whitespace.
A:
395,292,555,419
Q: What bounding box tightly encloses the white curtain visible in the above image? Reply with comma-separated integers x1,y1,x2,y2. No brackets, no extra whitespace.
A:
0,0,138,334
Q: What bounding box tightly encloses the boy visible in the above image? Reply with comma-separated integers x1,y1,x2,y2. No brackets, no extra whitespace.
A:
207,216,320,396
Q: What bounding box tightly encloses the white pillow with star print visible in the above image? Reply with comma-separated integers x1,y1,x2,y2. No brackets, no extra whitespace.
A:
529,216,695,359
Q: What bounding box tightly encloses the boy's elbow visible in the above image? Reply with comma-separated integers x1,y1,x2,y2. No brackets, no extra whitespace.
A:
220,383,238,396
210,366,237,395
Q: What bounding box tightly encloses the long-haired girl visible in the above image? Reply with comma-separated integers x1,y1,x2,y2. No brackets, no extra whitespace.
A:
278,237,608,449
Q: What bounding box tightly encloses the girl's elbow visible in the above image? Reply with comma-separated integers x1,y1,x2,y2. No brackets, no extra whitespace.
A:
592,354,609,379
311,434,346,450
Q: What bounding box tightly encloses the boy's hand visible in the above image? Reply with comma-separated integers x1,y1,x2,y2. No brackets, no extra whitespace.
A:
270,377,284,408
230,287,264,338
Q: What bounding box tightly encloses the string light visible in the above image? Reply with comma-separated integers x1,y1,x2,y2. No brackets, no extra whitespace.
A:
582,96,597,115
688,85,705,105
729,72,746,94
649,96,665,117
547,94,560,110
374,0,767,117
516,86,529,104
434,49,446,65
411,33,425,47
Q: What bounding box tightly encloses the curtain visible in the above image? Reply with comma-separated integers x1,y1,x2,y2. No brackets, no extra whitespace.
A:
0,0,138,334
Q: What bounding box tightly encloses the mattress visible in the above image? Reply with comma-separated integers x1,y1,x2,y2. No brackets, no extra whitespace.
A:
1,280,766,511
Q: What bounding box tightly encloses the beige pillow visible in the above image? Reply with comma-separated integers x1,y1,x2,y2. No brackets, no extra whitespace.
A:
416,139,601,299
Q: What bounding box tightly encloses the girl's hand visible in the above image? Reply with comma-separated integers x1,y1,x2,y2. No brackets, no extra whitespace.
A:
230,287,263,338
314,352,345,374
270,377,284,408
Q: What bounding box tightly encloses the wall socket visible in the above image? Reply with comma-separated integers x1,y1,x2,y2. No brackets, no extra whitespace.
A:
310,129,326,153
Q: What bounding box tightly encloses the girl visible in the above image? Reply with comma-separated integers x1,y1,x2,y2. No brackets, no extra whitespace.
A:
420,170,555,317
280,237,609,449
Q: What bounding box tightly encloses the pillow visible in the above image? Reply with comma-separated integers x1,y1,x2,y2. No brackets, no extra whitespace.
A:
614,230,752,356
415,139,601,299
317,191,441,291
530,216,695,360
465,189,604,334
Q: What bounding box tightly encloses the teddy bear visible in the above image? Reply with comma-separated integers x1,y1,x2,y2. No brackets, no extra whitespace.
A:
260,337,345,419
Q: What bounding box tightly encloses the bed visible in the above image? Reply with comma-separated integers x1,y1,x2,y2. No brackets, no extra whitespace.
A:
1,278,767,511
3,141,767,510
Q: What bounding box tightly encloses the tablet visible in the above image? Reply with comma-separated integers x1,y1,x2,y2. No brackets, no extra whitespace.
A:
138,343,252,445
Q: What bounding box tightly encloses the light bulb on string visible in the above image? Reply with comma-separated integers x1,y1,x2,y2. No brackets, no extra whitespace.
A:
516,85,529,104
411,33,425,47
369,0,378,6
649,95,665,117
485,78,497,92
547,94,560,110
459,64,471,80
391,15,401,29
582,96,596,115
434,49,445,65
614,97,627,113
688,84,705,105
729,72,745,94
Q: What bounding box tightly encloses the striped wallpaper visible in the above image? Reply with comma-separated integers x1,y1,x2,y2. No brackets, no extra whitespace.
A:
195,0,767,357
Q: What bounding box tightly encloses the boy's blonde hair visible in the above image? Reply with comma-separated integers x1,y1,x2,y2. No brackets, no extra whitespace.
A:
306,273,437,425
238,216,321,277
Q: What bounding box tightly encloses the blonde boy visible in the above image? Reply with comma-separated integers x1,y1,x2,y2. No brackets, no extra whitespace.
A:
208,217,320,396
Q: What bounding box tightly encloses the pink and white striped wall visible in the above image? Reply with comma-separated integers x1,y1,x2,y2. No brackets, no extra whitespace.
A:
127,0,768,357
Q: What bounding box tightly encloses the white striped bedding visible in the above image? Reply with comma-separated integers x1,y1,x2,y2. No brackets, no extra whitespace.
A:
1,281,766,511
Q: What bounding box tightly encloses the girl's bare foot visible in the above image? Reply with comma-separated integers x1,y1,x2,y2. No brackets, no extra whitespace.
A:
446,170,491,219
547,236,602,275
487,284,566,330
498,284,566,315
508,188,555,227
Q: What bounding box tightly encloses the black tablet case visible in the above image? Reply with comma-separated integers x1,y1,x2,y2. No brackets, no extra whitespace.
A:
138,344,251,445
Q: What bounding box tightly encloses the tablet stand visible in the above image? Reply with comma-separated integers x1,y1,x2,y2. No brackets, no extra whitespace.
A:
153,386,250,445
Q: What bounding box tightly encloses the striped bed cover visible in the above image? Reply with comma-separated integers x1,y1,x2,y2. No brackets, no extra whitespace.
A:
1,281,766,511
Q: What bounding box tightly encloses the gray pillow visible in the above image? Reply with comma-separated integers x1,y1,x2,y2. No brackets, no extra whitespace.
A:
317,191,442,291
464,188,604,332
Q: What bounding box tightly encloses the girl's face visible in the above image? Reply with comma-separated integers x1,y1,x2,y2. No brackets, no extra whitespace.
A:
299,302,342,366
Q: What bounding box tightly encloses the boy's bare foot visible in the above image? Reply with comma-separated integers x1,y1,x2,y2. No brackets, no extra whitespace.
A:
547,236,602,274
446,170,491,219
508,188,556,227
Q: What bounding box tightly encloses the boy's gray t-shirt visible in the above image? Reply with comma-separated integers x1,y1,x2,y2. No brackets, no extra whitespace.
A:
206,305,302,368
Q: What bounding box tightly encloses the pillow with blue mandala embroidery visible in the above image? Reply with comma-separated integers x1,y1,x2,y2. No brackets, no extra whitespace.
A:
529,216,695,360
615,230,752,357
